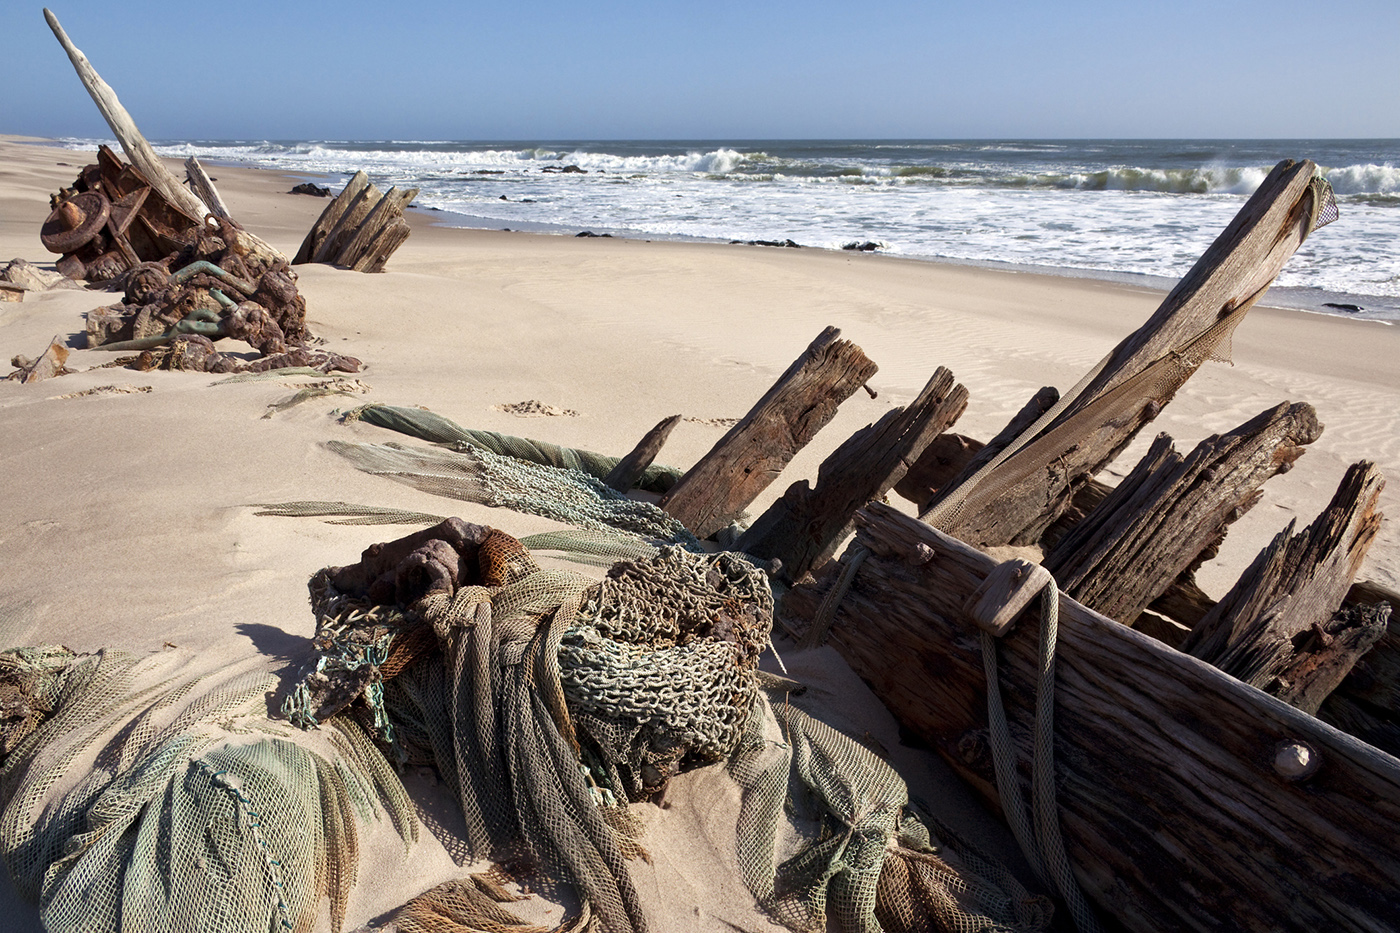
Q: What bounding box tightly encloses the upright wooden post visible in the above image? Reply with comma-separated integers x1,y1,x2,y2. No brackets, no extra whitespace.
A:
661,326,877,539
737,367,967,582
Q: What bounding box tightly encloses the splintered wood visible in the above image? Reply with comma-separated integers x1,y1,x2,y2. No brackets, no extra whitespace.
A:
294,171,417,272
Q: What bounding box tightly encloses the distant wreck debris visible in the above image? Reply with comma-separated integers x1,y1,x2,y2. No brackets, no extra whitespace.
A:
29,9,360,376
293,170,417,272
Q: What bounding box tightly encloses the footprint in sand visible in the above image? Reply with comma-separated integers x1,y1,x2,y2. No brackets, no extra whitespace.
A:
493,400,580,418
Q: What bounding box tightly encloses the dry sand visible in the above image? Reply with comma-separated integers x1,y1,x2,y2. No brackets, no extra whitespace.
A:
1,135,1397,930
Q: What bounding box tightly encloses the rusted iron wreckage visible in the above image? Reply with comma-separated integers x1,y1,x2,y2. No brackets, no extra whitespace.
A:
7,10,416,382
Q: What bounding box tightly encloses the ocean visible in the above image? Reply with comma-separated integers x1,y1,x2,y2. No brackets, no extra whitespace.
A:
63,137,1400,322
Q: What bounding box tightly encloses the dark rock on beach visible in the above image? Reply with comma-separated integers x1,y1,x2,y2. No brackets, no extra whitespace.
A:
289,182,332,197
731,238,802,248
1323,302,1365,313
576,231,613,238
543,165,587,174
842,240,883,252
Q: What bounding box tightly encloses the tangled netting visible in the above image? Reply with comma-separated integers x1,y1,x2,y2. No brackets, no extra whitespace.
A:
282,519,1050,933
0,647,417,933
348,404,682,495
327,439,702,549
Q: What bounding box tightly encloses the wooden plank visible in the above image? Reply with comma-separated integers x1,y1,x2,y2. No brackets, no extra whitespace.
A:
783,501,1400,933
660,326,877,539
338,187,418,269
293,171,369,265
1320,584,1400,756
360,220,412,274
313,183,384,264
1045,401,1323,624
737,367,967,583
1183,461,1386,710
603,414,681,492
184,156,231,220
927,161,1331,548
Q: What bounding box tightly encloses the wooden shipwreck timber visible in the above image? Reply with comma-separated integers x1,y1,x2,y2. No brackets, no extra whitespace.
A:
618,156,1396,931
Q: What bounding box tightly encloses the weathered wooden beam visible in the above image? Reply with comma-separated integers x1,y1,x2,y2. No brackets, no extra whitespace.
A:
183,156,231,221
1045,401,1323,624
44,9,208,221
783,501,1400,933
904,386,1059,515
338,186,418,269
661,326,877,539
9,336,68,384
294,171,370,265
360,219,412,273
928,161,1332,548
1183,461,1385,710
603,414,681,492
737,367,968,583
313,183,385,264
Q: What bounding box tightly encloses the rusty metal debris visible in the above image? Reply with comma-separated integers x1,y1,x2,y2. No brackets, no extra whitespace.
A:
41,148,360,375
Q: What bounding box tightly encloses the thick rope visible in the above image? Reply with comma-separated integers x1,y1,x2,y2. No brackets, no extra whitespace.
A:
982,574,1101,933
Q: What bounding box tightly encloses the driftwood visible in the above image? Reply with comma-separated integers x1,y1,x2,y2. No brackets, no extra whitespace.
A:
183,156,232,220
1045,401,1323,624
783,501,1400,933
295,171,370,264
295,177,417,271
604,414,681,492
928,161,1333,548
660,326,878,539
737,367,968,583
1183,461,1386,711
44,10,285,269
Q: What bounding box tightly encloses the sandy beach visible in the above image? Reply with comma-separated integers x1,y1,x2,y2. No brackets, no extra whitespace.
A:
2,135,1398,930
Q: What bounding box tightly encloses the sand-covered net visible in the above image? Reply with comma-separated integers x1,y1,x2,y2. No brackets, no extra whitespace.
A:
1,519,1048,933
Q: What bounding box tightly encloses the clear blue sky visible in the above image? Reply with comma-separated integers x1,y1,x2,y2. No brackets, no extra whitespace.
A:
4,1,1397,140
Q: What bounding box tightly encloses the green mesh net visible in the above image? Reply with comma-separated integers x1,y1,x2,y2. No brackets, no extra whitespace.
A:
0,648,417,933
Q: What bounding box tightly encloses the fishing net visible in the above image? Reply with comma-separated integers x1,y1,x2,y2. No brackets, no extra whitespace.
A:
348,404,682,494
0,647,418,933
327,439,702,548
286,520,1050,933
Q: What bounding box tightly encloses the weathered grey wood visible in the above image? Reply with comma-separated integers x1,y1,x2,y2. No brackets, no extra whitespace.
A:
1142,576,1216,631
603,414,681,492
294,171,370,265
1045,401,1323,624
10,336,68,384
1184,461,1385,703
335,186,405,268
44,9,209,221
361,220,412,273
183,156,231,220
661,326,878,539
313,184,385,264
930,161,1330,548
783,501,1400,933
910,386,1059,515
338,187,418,269
737,368,967,582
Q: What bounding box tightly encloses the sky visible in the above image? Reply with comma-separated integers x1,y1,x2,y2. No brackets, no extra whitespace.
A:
2,0,1397,141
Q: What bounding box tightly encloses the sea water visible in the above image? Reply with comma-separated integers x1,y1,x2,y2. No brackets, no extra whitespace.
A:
63,137,1400,322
